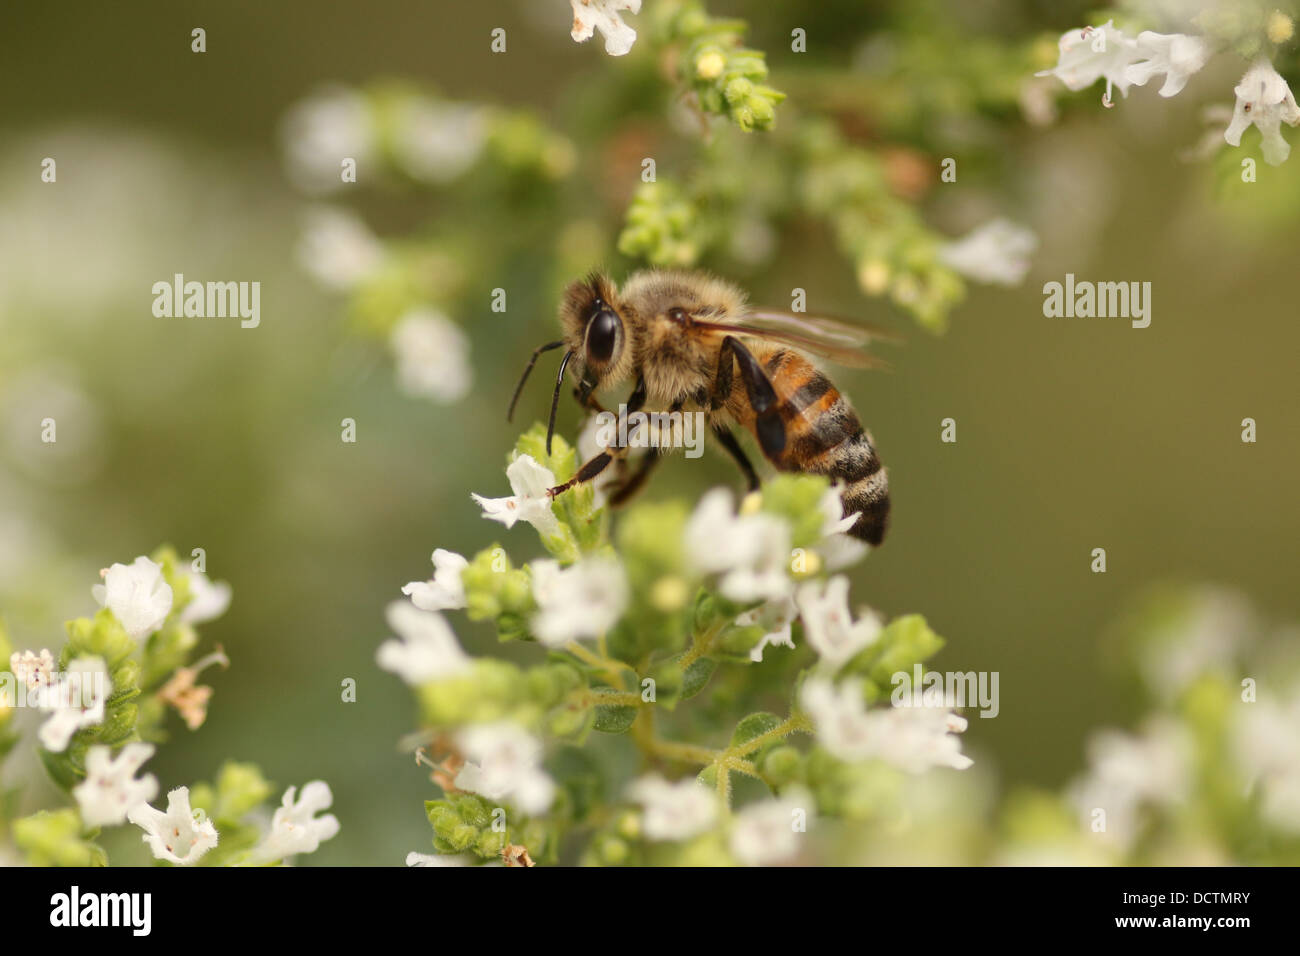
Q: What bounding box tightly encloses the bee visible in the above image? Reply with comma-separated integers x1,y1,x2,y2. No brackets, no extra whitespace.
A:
507,270,896,545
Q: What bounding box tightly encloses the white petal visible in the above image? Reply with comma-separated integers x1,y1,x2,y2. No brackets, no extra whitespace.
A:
378,601,471,684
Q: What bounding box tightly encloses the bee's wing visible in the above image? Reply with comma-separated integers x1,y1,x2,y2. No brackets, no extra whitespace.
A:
746,309,903,345
693,309,900,369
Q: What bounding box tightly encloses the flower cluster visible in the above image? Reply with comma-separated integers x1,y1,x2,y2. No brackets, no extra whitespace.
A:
648,0,786,131
382,424,972,866
0,549,339,866
617,120,1038,332
997,586,1300,866
283,0,1042,408
1037,8,1300,165
282,83,576,404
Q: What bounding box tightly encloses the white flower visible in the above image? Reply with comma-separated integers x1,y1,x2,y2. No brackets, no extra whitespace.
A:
9,648,54,691
719,514,791,603
801,677,973,772
729,789,813,866
296,206,385,291
866,704,974,773
530,558,628,646
627,774,718,841
683,488,745,574
406,851,474,866
1068,718,1191,849
683,489,792,602
179,571,232,625
402,549,468,611
389,309,473,403
38,657,108,753
818,488,858,538
1036,21,1141,106
795,576,882,667
92,556,173,639
1139,589,1253,702
938,219,1038,286
281,86,375,193
1125,32,1209,98
570,0,641,57
735,597,797,662
1224,58,1300,166
377,601,471,685
393,100,488,183
471,454,562,538
816,487,868,571
73,743,159,828
250,781,341,864
128,786,219,865
453,722,555,815
1234,683,1300,833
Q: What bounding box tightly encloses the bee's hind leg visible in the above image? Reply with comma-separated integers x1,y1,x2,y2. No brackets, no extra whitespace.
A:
712,425,760,493
712,336,786,461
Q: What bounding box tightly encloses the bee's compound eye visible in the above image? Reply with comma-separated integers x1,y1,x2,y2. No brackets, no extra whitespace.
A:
586,308,620,364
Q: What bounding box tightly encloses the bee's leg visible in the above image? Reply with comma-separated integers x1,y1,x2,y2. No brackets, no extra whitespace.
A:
712,336,786,461
712,424,760,493
547,451,614,498
607,449,663,507
549,376,647,498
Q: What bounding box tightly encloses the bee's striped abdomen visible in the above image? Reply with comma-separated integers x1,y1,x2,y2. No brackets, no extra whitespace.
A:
761,349,890,546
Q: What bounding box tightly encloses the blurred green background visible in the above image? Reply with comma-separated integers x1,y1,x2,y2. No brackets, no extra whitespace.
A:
1,0,1297,864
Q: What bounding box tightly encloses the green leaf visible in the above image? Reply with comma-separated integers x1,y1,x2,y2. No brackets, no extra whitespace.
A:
730,712,783,749
38,748,85,793
592,702,638,735
644,660,684,710
679,656,717,700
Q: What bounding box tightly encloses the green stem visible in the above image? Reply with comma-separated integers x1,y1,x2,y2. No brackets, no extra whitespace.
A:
730,713,812,759
677,621,723,672
566,641,628,690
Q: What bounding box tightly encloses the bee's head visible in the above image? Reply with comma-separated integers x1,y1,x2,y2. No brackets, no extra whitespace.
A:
561,273,634,398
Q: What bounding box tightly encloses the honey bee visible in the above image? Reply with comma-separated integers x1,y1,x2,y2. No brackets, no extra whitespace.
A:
507,270,896,545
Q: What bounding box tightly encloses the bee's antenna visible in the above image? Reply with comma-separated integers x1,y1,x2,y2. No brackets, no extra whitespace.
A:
507,340,565,423
546,350,573,456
